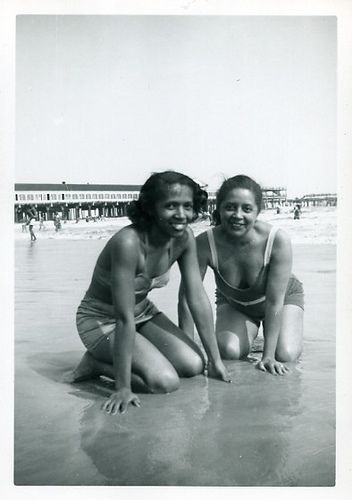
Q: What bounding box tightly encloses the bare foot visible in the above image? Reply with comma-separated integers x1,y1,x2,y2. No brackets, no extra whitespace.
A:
63,352,100,383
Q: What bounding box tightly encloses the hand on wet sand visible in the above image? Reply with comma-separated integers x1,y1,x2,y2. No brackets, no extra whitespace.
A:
207,360,232,383
102,388,141,415
256,357,289,376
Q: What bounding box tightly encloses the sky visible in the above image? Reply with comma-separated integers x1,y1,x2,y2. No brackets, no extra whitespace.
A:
15,15,336,197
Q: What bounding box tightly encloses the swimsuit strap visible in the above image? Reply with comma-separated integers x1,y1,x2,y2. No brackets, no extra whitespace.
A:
206,229,219,270
263,226,279,266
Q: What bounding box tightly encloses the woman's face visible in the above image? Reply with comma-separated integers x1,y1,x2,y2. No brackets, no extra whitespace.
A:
153,183,195,238
218,187,259,238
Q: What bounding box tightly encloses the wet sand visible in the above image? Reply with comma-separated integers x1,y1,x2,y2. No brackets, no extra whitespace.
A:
14,211,336,486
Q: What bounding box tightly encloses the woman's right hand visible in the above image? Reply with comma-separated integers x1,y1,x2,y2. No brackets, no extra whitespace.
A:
207,359,232,383
102,388,141,415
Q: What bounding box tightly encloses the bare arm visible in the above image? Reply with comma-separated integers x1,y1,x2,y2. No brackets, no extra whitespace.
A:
178,232,209,337
102,230,141,413
178,228,231,382
258,229,292,375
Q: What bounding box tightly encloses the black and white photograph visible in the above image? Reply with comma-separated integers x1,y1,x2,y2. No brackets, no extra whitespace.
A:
1,0,352,498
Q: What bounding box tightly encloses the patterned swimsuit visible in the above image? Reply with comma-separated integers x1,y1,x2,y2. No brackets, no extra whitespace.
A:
76,233,171,352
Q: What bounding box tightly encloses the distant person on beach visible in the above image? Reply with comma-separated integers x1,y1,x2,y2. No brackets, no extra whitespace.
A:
27,216,37,241
293,205,301,220
39,217,45,230
68,171,231,415
179,175,304,376
54,214,62,231
27,206,37,219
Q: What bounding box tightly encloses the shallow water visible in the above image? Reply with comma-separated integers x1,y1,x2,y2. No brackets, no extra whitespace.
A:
14,239,335,486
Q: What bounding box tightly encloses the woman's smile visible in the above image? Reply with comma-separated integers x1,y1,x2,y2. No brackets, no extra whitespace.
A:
219,187,259,238
154,183,194,238
170,221,187,231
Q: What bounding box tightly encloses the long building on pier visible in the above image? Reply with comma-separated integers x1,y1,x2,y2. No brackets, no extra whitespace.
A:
299,193,337,207
206,186,288,211
14,182,141,222
14,182,337,222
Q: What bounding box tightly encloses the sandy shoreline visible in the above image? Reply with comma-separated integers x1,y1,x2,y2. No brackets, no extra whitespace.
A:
15,206,337,245
14,230,336,485
14,202,337,486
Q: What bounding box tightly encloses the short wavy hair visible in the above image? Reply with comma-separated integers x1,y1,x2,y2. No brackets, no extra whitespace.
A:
127,170,205,228
212,175,262,226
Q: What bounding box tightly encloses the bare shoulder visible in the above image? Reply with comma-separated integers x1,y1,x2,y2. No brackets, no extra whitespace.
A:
270,227,292,258
256,220,288,239
274,227,291,244
107,226,141,259
254,220,272,237
255,221,291,250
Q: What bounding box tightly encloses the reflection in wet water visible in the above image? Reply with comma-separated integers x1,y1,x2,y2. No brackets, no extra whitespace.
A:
15,240,335,485
75,360,324,486
77,380,212,485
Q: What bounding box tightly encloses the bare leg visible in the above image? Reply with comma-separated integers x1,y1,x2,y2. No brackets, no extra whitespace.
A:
137,313,205,377
66,351,149,393
275,304,304,362
215,304,259,360
67,351,101,382
69,331,180,394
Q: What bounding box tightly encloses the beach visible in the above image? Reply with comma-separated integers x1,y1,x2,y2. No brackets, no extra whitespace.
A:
15,206,337,245
14,207,336,486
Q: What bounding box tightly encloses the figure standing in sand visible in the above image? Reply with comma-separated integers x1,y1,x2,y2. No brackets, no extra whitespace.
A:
179,175,304,376
69,171,231,415
54,213,62,231
293,204,301,220
27,216,37,241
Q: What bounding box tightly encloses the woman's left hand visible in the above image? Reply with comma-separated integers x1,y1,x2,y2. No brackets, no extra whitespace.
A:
256,357,289,376
207,360,232,383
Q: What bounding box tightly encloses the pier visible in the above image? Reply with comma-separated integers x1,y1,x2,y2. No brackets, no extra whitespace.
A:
14,182,337,222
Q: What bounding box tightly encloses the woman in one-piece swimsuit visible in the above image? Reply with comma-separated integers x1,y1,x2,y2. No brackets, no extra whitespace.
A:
179,175,304,376
69,171,230,415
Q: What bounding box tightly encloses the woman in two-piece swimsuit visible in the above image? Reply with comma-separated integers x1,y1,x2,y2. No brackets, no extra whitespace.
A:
179,175,304,376
69,171,230,415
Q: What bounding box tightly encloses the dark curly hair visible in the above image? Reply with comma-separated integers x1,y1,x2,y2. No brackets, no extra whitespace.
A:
212,175,262,226
127,170,205,228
